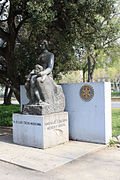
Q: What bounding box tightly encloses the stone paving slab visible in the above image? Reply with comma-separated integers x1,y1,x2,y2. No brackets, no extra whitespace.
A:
0,138,105,172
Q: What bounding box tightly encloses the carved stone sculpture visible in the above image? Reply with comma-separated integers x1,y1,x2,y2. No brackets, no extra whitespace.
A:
22,40,65,115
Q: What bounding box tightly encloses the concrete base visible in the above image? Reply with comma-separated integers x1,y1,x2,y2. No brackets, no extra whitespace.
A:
13,112,69,149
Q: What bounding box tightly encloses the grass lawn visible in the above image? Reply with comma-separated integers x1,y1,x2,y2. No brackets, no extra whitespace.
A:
0,105,120,137
0,104,20,126
111,91,120,97
112,108,120,137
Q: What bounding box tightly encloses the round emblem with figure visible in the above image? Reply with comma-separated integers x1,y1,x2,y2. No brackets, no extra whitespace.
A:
80,85,94,102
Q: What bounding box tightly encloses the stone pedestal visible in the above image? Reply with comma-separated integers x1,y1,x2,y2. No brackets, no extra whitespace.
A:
13,112,69,149
22,103,65,115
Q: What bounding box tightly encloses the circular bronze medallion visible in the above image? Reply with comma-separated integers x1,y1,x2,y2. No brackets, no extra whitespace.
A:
80,85,94,102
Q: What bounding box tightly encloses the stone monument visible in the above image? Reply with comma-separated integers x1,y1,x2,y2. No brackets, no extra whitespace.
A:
13,40,69,149
23,40,65,115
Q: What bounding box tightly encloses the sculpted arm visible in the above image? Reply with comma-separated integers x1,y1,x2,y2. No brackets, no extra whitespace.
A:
26,70,35,81
37,54,42,62
40,54,54,76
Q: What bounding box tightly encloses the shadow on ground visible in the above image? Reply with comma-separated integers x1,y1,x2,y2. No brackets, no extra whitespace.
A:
0,126,13,143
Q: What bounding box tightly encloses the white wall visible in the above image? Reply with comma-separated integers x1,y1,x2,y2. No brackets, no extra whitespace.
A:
62,82,112,144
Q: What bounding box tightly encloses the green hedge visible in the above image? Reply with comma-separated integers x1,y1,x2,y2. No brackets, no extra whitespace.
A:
0,105,20,126
111,91,120,97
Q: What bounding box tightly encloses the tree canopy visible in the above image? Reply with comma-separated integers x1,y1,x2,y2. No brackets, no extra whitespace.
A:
0,0,119,101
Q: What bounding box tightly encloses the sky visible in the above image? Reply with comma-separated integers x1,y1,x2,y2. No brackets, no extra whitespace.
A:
0,0,10,20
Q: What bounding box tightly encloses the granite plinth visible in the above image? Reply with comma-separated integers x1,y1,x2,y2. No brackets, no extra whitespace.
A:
22,102,65,115
13,112,69,149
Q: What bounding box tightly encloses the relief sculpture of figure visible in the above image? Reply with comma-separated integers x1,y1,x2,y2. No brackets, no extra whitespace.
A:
24,40,65,115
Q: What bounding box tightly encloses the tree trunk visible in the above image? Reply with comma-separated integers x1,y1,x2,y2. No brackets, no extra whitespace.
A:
4,86,13,105
83,68,86,82
90,60,96,82
12,87,20,103
114,82,117,91
88,56,91,82
82,63,88,83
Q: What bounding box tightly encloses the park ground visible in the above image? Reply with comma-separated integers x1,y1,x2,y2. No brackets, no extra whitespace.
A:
0,145,119,180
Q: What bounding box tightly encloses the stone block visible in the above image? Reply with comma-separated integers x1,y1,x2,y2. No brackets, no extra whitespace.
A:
13,112,69,149
62,82,112,144
22,102,65,115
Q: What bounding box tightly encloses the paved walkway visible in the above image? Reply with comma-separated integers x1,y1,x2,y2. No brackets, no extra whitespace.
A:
0,100,19,104
0,127,120,180
112,101,120,108
0,127,105,172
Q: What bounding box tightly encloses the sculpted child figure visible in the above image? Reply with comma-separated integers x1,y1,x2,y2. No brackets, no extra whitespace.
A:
25,64,47,104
